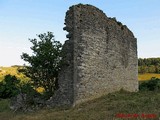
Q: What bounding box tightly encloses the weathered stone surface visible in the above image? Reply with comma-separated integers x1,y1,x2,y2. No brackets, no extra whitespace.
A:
10,93,27,112
10,93,46,112
49,4,138,106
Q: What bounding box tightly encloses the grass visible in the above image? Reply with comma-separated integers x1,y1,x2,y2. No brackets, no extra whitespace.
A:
0,66,29,82
0,99,10,112
138,73,160,81
0,90,160,120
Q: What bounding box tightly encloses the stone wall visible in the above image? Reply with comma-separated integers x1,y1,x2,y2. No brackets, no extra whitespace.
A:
49,4,138,106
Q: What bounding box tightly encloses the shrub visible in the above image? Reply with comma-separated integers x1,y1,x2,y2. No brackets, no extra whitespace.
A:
0,74,37,98
19,82,37,95
0,75,20,99
139,77,160,91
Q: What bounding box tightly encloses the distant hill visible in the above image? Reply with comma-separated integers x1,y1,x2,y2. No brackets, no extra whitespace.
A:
11,65,23,68
0,66,29,82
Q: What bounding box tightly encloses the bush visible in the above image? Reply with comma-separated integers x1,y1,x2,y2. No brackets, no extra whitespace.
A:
0,74,37,98
19,82,35,95
139,77,160,91
0,75,20,99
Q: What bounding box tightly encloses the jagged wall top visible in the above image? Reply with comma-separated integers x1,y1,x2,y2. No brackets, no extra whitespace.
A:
64,4,135,39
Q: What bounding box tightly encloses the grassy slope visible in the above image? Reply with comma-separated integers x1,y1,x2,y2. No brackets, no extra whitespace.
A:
0,67,29,82
0,90,160,120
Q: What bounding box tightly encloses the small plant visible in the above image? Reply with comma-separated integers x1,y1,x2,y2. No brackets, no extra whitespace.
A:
117,21,122,26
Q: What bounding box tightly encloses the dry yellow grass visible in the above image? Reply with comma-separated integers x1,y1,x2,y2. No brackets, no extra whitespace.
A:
0,66,29,82
138,73,160,81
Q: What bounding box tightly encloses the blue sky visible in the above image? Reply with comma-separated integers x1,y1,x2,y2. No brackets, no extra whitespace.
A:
0,0,160,66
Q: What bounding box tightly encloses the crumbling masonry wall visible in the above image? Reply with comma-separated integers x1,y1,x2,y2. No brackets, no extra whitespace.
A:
49,4,138,106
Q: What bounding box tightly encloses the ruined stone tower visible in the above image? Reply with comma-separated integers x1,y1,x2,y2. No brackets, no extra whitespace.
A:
49,4,138,106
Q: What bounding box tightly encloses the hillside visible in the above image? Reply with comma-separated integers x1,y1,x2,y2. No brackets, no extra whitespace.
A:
0,66,29,82
0,90,160,120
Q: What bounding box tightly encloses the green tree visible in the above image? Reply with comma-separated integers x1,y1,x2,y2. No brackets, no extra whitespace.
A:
138,58,160,73
138,66,147,74
21,32,63,98
148,65,156,73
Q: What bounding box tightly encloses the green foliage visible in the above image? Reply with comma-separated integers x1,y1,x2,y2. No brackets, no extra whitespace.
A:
138,58,160,66
139,77,160,91
0,75,20,99
0,74,36,100
19,82,37,96
138,58,160,73
20,32,63,99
